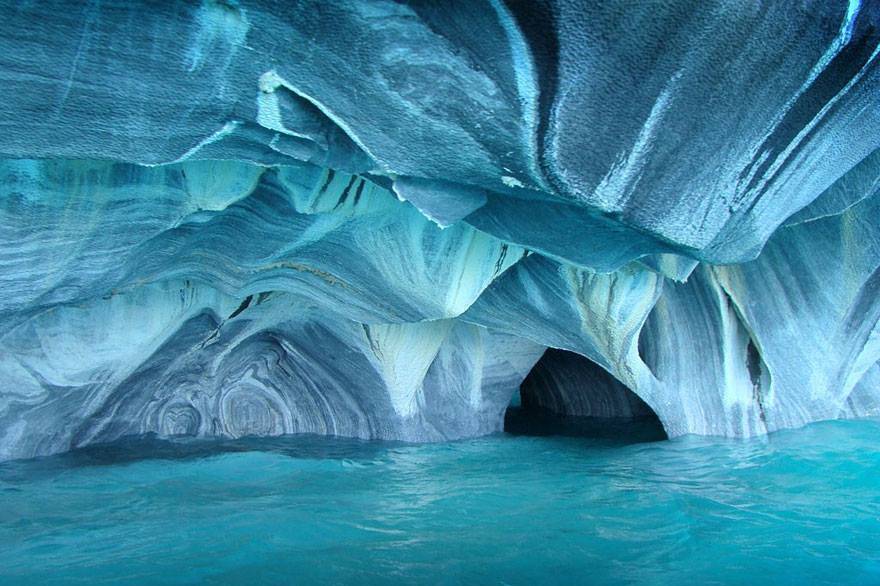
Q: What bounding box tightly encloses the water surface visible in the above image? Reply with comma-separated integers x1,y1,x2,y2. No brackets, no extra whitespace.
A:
1,418,878,585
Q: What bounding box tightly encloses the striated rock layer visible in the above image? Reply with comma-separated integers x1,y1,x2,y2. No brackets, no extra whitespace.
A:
0,0,879,460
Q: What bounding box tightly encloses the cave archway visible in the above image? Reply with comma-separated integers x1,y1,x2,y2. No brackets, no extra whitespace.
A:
504,349,667,442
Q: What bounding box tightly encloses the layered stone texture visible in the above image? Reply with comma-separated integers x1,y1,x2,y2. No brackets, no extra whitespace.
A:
0,0,879,460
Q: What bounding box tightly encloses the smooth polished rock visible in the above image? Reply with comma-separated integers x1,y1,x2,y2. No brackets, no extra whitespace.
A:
1,1,879,459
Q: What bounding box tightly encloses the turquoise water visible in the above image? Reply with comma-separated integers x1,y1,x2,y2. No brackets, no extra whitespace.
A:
1,418,879,585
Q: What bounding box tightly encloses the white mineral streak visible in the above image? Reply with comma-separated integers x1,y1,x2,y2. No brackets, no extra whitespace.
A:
0,0,878,460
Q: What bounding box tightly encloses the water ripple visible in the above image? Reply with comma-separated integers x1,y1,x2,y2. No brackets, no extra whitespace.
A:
0,419,878,585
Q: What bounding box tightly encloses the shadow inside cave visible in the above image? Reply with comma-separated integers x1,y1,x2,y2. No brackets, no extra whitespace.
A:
504,349,667,444
0,349,671,474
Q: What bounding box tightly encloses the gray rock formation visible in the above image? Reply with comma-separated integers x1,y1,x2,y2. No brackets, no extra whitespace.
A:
0,0,878,460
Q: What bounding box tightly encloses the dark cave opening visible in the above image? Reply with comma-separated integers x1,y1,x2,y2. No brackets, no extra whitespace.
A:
504,349,667,443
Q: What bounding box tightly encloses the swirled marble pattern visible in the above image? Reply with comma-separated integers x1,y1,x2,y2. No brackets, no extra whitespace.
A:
0,280,545,460
0,0,879,459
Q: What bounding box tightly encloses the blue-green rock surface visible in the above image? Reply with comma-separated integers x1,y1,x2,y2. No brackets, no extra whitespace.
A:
0,0,879,460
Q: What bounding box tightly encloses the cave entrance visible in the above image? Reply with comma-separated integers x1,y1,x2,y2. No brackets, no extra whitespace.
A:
504,349,667,443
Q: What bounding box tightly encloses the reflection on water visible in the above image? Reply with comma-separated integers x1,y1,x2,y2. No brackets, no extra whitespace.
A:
503,406,667,443
1,419,878,585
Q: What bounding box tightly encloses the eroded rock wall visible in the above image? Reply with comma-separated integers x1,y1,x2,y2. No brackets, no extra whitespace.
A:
0,0,878,459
